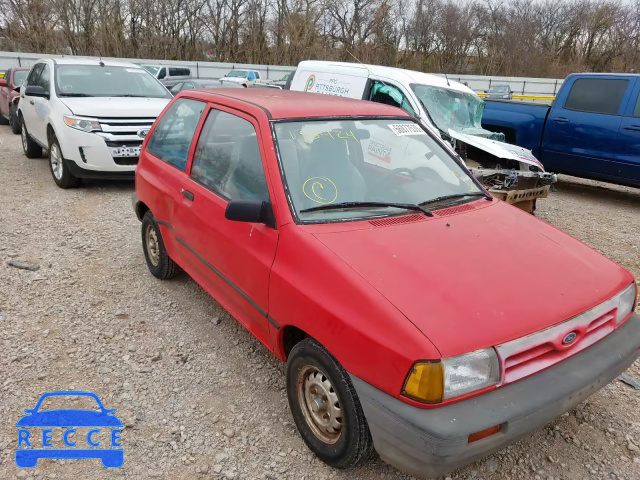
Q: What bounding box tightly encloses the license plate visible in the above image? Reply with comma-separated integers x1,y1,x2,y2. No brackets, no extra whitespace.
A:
110,146,141,158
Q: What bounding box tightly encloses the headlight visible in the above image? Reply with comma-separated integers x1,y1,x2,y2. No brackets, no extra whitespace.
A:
63,115,101,133
616,282,637,323
402,348,500,403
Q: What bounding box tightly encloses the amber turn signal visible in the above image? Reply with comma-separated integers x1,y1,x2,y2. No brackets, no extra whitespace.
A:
402,361,444,404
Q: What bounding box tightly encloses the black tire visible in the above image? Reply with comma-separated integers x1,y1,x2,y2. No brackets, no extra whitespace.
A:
20,115,42,158
9,104,20,134
141,211,179,280
287,338,373,469
48,133,80,189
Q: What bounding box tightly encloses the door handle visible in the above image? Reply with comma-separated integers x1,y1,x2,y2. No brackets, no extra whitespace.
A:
29,100,34,105
552,117,569,123
623,125,640,131
181,189,194,201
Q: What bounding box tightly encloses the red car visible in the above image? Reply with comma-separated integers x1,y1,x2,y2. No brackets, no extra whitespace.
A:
0,67,30,134
133,89,639,477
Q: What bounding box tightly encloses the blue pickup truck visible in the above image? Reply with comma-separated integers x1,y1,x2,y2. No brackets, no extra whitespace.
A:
482,73,640,187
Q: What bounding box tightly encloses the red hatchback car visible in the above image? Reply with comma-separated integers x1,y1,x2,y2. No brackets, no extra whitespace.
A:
133,89,639,477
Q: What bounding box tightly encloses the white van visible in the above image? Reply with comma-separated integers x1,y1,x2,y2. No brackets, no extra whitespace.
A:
141,65,191,87
289,61,556,212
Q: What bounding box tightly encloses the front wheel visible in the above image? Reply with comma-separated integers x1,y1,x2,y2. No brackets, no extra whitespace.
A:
287,338,373,469
49,134,80,189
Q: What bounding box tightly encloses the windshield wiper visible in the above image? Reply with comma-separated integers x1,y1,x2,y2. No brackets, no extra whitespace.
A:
59,93,92,97
300,201,433,217
118,94,149,97
421,192,491,206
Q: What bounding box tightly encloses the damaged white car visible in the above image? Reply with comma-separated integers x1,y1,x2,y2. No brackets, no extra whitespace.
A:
289,61,556,212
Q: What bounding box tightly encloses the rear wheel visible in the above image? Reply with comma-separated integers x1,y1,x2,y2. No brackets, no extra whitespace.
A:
20,116,42,158
9,104,21,134
49,133,80,189
287,338,373,469
142,211,178,280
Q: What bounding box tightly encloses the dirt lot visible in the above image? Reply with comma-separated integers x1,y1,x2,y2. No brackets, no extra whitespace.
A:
0,125,639,480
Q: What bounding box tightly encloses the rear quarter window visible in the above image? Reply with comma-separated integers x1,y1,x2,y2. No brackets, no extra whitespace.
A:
146,98,206,171
564,78,629,115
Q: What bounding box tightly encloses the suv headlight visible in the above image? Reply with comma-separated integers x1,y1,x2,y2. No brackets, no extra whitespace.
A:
616,282,637,323
402,348,500,403
63,115,102,133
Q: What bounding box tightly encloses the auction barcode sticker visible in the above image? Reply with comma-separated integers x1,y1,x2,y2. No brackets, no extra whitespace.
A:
388,124,426,136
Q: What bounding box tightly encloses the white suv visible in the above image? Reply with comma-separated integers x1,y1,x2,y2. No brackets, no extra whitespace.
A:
18,58,171,188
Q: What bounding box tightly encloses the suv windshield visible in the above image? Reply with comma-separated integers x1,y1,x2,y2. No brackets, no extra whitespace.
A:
274,119,483,222
411,84,504,141
13,70,28,86
226,71,249,78
55,65,171,98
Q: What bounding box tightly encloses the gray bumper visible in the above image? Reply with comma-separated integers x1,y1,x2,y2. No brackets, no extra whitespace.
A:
351,313,640,478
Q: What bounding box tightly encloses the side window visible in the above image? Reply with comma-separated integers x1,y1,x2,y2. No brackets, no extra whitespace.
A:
146,99,206,171
157,68,166,80
369,81,415,116
169,67,179,77
632,93,640,118
37,64,51,92
191,110,269,202
170,83,183,94
180,68,190,76
26,64,44,86
564,78,629,115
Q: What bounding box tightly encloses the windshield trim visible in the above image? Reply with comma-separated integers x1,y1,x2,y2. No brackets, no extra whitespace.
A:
271,116,488,226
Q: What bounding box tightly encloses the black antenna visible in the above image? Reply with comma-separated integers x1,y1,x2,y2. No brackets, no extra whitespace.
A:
444,73,451,87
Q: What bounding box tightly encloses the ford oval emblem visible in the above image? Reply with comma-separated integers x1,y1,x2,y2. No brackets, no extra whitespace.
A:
137,129,150,138
562,332,577,344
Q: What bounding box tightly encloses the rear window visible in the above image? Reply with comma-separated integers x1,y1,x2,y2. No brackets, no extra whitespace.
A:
564,78,628,115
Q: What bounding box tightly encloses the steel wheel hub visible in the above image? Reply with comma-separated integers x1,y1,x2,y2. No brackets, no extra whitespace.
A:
297,366,343,444
50,143,63,180
145,225,160,267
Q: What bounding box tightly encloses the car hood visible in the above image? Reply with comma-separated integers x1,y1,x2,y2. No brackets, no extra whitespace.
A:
310,201,632,357
448,129,544,170
16,410,123,427
59,97,170,118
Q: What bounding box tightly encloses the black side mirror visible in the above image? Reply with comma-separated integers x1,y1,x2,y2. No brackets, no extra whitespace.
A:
25,85,49,98
225,200,275,228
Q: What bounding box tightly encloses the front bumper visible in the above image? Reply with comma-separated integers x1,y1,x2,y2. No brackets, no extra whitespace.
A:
350,313,640,478
57,125,139,174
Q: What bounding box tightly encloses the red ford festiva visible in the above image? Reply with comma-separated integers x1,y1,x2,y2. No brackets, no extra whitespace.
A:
133,89,639,477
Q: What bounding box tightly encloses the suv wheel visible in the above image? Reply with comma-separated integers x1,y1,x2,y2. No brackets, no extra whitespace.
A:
48,133,80,189
20,116,42,158
287,338,373,469
142,211,179,279
9,105,20,134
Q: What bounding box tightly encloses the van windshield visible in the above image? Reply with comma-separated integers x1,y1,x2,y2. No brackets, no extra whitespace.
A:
274,119,482,223
411,84,503,140
55,65,171,98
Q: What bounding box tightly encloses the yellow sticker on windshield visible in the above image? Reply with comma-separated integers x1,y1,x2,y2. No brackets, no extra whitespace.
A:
303,177,338,205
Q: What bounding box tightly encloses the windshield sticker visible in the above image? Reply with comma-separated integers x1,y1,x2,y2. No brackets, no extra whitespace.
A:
303,177,338,205
367,140,392,163
289,129,360,144
388,124,426,136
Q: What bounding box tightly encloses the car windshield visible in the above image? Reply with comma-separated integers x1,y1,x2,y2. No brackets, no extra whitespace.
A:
37,395,101,412
55,65,171,98
226,71,249,78
490,86,509,93
274,119,482,222
411,84,486,135
142,65,160,76
13,70,28,86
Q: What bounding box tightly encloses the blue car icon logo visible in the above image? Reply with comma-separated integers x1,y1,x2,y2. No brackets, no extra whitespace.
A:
15,391,123,468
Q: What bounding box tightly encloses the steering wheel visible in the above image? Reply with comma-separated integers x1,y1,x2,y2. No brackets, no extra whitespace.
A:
370,168,417,191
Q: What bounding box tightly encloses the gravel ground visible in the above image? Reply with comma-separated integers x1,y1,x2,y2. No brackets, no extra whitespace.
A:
0,124,639,480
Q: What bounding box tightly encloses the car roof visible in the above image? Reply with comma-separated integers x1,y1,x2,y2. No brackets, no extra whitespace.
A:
46,58,141,68
184,89,411,119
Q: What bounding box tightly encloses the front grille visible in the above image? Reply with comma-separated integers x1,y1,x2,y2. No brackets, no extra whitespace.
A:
96,117,155,143
495,296,619,385
114,157,139,166
369,214,425,227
